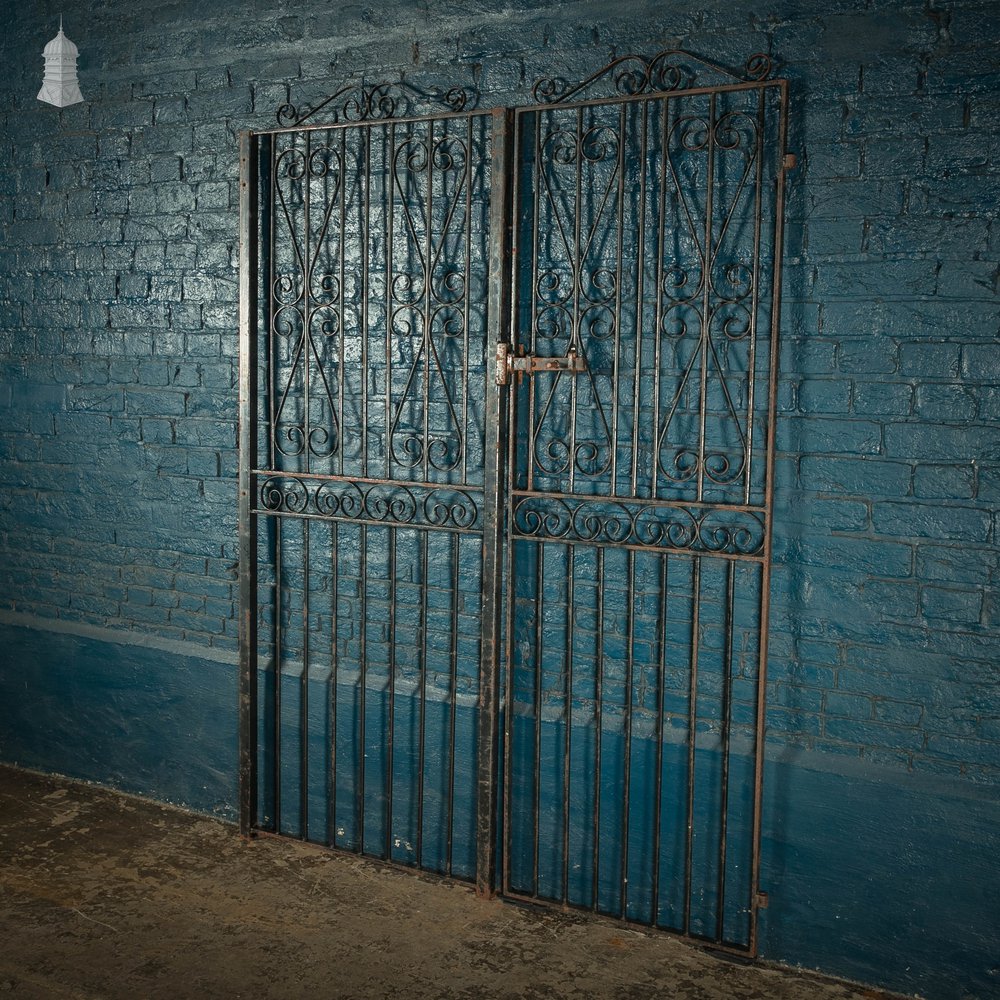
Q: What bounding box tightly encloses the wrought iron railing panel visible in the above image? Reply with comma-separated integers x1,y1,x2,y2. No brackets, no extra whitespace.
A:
241,51,788,956
502,61,787,953
243,107,499,884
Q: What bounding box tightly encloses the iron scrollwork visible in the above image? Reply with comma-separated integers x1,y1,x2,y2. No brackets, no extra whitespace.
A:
277,80,478,127
387,130,470,475
270,140,344,463
532,49,772,104
257,475,482,533
655,106,762,491
511,493,765,556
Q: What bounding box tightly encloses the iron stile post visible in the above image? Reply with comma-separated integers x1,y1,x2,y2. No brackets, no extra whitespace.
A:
500,108,524,902
476,107,512,898
238,130,259,839
748,79,790,958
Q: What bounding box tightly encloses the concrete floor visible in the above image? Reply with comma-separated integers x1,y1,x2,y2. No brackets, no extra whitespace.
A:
0,765,897,1000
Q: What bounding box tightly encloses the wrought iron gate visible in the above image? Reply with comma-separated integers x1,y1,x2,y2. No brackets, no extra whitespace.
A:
240,51,788,954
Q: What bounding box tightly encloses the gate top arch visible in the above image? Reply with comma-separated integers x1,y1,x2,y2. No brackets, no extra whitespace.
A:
273,49,776,128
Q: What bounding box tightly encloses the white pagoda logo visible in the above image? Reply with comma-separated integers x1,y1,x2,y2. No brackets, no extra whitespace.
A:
38,18,84,108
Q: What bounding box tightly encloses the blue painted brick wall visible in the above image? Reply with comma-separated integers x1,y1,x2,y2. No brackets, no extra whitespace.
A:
1,1,998,997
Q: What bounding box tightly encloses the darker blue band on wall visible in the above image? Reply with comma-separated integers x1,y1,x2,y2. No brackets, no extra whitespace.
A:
1,617,997,999
760,751,1000,1000
0,617,237,818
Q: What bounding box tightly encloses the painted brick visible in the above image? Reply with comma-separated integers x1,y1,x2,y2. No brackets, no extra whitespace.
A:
913,383,978,422
797,378,850,413
785,536,912,578
851,381,913,416
979,466,1000,502
896,341,961,378
824,718,925,752
837,340,898,375
873,501,992,542
925,735,1000,769
885,423,1000,463
916,543,997,587
913,464,975,500
873,699,923,727
861,135,927,177
125,388,188,417
920,586,983,625
861,579,920,619
962,345,1000,382
778,416,882,455
825,691,872,719
811,259,938,299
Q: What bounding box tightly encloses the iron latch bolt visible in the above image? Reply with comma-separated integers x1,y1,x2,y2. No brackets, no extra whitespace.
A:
495,343,588,385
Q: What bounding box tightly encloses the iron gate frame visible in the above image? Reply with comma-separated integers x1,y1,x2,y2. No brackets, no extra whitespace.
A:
239,96,511,895
239,50,789,957
498,63,789,955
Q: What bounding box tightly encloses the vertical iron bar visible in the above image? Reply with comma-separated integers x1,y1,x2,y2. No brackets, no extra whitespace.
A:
386,122,395,483
267,136,277,470
385,526,397,860
501,109,522,899
304,130,311,477
744,87,766,506
301,519,310,839
422,118,434,484
651,552,668,926
561,545,574,904
591,546,605,911
477,107,512,899
462,115,473,487
361,129,370,478
630,99,648,497
417,530,429,865
358,523,368,852
447,530,460,875
568,105,583,496
683,556,702,934
620,548,635,919
238,130,259,838
609,103,625,496
532,542,545,896
338,128,346,478
697,93,716,504
527,110,541,494
651,97,669,502
329,520,339,846
273,517,283,830
716,558,736,942
749,81,790,958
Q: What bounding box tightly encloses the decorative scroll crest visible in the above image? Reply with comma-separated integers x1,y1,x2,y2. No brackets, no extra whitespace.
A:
532,49,772,104
277,79,478,127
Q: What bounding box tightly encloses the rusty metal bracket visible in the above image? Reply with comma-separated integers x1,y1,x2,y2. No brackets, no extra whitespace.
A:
495,343,587,385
